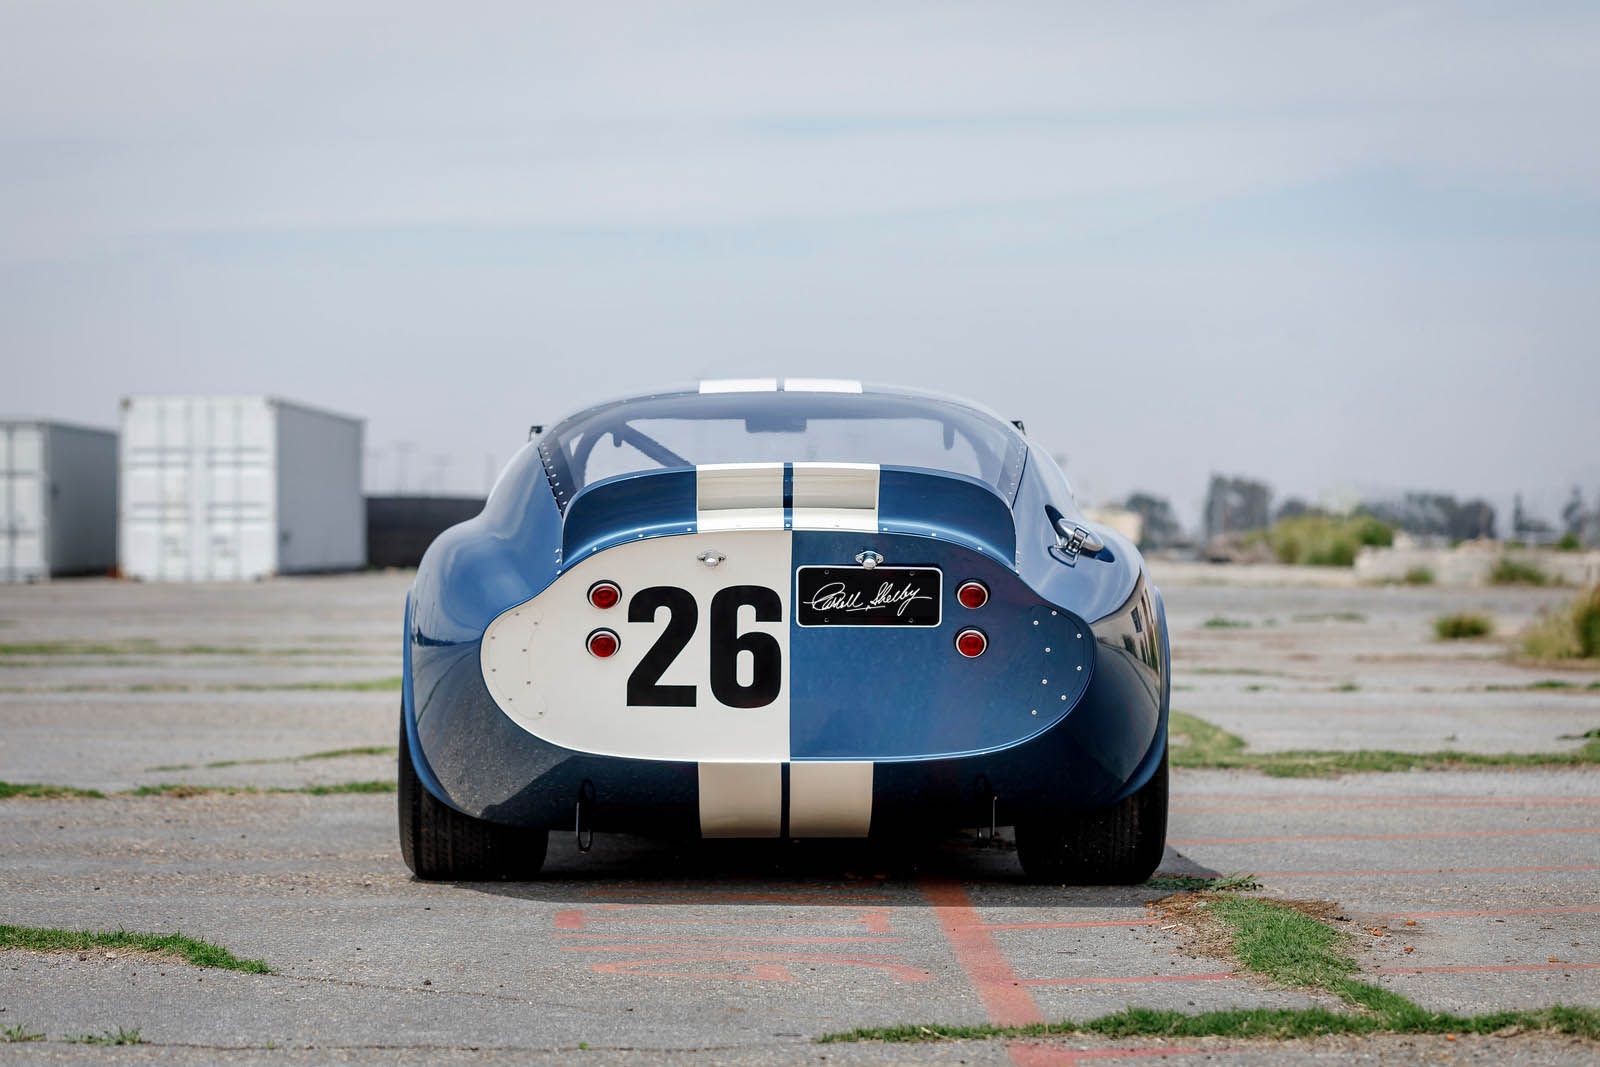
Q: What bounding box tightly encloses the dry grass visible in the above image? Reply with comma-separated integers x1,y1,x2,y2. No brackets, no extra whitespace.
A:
1519,585,1600,663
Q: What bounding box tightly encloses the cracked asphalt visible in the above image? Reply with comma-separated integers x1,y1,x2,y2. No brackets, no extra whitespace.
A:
2,569,1597,1064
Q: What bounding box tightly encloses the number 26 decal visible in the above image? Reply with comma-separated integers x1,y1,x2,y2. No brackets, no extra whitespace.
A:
626,585,782,708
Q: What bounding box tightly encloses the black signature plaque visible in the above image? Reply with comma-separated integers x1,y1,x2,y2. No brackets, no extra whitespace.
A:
795,566,942,627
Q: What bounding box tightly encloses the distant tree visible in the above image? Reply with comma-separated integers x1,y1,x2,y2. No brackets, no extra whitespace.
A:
1204,475,1272,541
1454,499,1497,541
1363,492,1496,542
1123,492,1182,550
1513,493,1555,542
1274,497,1324,522
1561,487,1586,538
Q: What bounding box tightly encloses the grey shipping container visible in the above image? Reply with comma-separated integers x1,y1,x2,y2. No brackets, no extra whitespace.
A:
120,396,366,581
366,495,485,569
0,420,118,582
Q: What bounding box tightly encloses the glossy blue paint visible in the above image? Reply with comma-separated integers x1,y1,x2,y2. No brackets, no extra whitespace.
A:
788,531,1091,761
875,466,1016,563
562,470,698,562
410,443,562,650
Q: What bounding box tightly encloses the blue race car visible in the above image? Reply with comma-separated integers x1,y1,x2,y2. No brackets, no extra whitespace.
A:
400,380,1169,883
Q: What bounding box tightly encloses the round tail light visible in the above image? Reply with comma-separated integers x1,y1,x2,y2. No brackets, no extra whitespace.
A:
956,580,989,609
586,628,620,658
955,628,987,658
588,581,621,610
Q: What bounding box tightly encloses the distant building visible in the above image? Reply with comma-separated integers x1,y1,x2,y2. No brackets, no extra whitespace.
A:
1084,506,1143,548
1121,492,1184,550
366,495,485,568
1204,475,1271,541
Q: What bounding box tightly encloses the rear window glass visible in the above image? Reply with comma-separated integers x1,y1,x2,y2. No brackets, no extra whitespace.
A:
541,392,1026,506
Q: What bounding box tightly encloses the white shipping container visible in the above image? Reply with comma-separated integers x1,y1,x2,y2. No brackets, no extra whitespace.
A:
0,420,119,582
119,396,366,581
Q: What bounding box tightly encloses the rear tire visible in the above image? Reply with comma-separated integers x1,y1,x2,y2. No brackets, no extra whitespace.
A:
398,712,547,880
1014,751,1167,885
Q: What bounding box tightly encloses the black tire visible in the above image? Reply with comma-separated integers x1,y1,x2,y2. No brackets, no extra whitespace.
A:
1014,751,1168,885
398,713,547,880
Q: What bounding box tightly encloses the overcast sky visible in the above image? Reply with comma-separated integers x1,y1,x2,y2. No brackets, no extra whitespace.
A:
3,2,1597,526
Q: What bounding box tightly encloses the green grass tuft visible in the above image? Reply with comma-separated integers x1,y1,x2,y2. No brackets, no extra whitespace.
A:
156,745,398,772
0,781,104,799
1489,557,1550,586
124,780,396,798
227,677,403,693
1168,711,1248,762
296,780,395,795
1203,616,1251,629
1206,896,1355,993
65,1027,143,1046
1402,566,1435,585
1435,613,1493,640
1,1024,44,1043
0,924,269,973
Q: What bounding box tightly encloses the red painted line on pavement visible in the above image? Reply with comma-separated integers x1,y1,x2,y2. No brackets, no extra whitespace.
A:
920,879,1044,1028
1019,971,1235,987
589,951,931,982
1009,1045,1211,1067
581,888,890,904
554,905,893,933
1377,962,1600,976
1255,864,1600,879
1383,905,1600,920
1172,826,1600,847
561,936,901,949
983,918,1156,931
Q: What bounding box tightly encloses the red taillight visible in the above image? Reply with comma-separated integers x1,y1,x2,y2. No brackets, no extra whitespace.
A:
588,581,621,610
586,628,620,658
956,580,988,609
955,628,987,658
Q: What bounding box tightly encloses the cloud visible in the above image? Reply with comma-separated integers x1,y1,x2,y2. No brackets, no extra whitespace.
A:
1,2,1597,521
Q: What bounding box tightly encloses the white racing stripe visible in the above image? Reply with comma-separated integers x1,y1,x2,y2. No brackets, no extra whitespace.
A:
783,378,862,393
789,762,874,837
696,462,784,531
699,378,778,393
791,461,879,532
699,763,783,838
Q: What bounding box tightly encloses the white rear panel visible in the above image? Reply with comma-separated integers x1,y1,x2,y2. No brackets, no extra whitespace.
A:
0,425,46,582
481,530,793,762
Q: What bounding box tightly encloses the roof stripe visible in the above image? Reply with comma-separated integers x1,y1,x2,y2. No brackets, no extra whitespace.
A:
699,378,778,394
783,378,862,393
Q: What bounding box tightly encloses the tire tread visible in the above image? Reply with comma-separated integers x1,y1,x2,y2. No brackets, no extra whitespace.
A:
397,712,546,880
1015,751,1168,885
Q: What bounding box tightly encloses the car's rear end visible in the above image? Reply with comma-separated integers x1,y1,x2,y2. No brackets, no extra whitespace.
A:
401,384,1168,882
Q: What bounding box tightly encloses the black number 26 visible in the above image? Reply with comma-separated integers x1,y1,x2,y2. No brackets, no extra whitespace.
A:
626,585,782,709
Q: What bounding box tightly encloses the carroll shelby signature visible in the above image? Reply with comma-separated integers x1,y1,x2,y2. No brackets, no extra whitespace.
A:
805,580,933,617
